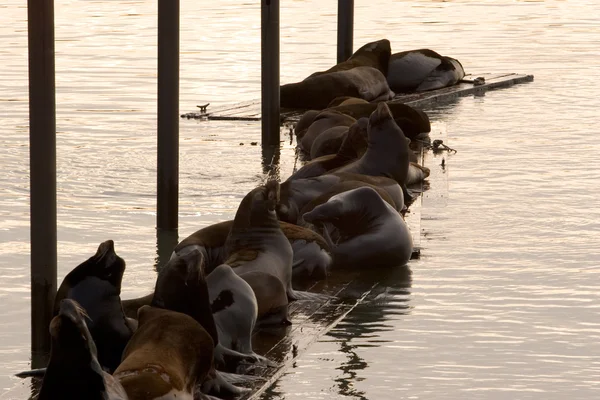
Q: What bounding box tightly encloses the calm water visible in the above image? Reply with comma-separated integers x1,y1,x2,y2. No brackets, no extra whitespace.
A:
1,0,599,398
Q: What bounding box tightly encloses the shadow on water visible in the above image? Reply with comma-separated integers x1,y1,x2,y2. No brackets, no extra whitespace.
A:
329,265,413,400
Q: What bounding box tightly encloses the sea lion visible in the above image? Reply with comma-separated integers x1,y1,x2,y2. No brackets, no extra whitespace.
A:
114,306,214,400
281,66,395,110
287,118,369,182
327,96,370,108
303,186,413,268
332,102,413,202
407,161,431,186
152,251,266,378
38,299,128,400
310,125,349,160
387,49,466,93
308,39,391,77
172,220,332,284
326,101,431,140
277,221,332,280
277,172,404,225
53,240,135,373
326,96,369,108
224,181,297,303
294,109,321,141
300,110,356,154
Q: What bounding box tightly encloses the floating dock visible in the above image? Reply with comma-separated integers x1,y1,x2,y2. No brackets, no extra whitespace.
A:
181,73,534,121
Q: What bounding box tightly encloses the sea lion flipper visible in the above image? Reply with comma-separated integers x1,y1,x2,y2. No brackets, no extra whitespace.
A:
15,367,47,378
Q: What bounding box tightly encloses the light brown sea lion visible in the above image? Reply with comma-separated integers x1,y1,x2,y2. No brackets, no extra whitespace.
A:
407,161,431,186
332,102,413,202
38,299,128,400
326,96,369,108
309,125,349,160
308,39,391,77
287,117,369,182
277,172,404,225
300,110,356,154
224,181,314,302
52,240,135,373
294,109,321,141
303,186,413,269
387,49,466,93
326,101,431,140
114,306,214,400
170,219,331,285
281,66,395,110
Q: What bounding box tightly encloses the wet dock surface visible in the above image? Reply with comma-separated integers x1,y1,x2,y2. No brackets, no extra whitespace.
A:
181,73,534,121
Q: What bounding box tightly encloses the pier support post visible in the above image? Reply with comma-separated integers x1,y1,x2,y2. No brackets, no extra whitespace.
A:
261,0,280,147
157,0,180,231
337,0,354,64
27,0,57,366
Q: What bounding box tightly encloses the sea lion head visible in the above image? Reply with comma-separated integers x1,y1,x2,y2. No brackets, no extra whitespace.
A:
338,117,369,158
234,180,280,229
42,299,108,399
49,299,99,363
77,240,125,291
53,240,126,316
349,39,391,75
152,249,218,345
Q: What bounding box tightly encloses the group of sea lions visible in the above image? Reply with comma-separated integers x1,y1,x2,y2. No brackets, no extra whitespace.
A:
281,38,466,110
18,39,448,400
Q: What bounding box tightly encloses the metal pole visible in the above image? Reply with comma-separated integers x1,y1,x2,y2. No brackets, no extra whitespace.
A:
337,0,354,64
27,0,57,366
261,0,280,147
157,0,180,231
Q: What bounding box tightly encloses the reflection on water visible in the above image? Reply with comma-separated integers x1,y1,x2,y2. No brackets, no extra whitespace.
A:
2,0,600,398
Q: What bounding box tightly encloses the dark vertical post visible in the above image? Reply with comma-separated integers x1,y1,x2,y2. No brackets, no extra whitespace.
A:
337,0,354,64
157,0,180,231
261,0,280,147
27,0,57,366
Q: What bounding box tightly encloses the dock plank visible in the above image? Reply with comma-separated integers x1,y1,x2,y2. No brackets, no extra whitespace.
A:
181,73,533,121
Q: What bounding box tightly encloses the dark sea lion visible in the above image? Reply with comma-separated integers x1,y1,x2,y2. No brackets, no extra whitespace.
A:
277,172,404,225
281,66,395,110
387,49,466,93
287,118,369,182
300,110,356,154
310,125,349,160
332,102,412,201
172,220,331,285
303,186,413,268
38,299,128,400
326,101,431,140
114,306,214,400
53,240,135,373
171,221,231,275
153,251,267,379
308,39,391,77
294,109,321,141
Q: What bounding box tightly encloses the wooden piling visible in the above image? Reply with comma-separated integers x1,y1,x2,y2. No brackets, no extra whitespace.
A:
157,0,180,231
261,0,280,147
27,0,58,366
337,0,354,64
